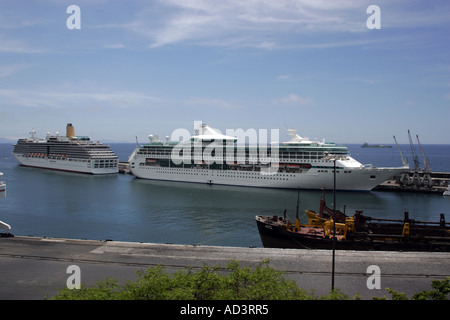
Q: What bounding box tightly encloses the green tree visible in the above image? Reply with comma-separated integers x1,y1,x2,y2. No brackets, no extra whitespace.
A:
412,277,450,300
51,260,449,301
51,260,316,300
375,277,450,300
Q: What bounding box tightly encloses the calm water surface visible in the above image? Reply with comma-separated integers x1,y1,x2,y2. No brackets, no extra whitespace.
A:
1,143,449,247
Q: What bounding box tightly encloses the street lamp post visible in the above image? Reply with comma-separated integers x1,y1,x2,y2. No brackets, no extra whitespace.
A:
331,159,337,291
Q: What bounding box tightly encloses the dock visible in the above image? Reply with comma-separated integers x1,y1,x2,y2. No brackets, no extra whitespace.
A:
375,171,450,193
118,162,130,174
1,235,449,300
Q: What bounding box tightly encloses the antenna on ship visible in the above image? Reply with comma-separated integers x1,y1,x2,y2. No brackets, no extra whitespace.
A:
29,129,36,140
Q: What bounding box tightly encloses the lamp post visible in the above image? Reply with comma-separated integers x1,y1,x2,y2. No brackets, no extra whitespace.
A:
331,158,336,291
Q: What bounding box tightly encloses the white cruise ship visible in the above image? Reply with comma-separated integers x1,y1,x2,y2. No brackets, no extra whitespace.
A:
128,122,408,191
13,124,118,174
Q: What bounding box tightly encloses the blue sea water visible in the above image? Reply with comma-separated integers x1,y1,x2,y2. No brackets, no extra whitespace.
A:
0,143,449,247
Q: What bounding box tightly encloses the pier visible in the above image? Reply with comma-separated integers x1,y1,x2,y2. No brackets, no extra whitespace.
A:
118,162,130,174
375,171,450,193
1,235,449,300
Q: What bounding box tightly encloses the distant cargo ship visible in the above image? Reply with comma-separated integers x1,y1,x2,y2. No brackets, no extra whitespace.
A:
361,142,392,148
13,123,118,174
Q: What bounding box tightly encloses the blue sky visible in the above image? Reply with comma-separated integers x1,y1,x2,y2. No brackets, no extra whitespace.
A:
0,0,449,144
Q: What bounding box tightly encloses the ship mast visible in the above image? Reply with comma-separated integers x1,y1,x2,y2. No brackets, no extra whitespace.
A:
295,188,300,230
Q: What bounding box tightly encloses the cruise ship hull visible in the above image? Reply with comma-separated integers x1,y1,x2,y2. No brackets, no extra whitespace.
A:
129,165,406,191
13,154,118,175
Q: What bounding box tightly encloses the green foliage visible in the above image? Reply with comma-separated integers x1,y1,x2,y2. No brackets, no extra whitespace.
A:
51,259,321,300
317,288,351,300
51,278,126,300
412,277,450,300
51,260,450,301
375,277,450,300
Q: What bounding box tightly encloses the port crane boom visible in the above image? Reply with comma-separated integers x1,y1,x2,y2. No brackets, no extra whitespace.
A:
408,130,421,186
416,134,432,187
408,130,420,171
393,135,408,167
393,135,410,185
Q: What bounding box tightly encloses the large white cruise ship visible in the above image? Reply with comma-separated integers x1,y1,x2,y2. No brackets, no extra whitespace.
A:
13,124,118,174
128,122,408,191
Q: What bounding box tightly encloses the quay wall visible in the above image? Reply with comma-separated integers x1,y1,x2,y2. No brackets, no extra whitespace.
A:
1,236,449,300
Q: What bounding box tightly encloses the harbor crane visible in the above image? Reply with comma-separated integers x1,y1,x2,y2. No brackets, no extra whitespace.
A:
393,135,411,185
416,134,433,187
408,130,421,186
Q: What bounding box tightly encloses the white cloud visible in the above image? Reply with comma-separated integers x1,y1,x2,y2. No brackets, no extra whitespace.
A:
103,43,126,49
277,74,292,81
272,94,313,106
124,0,376,49
0,64,29,78
347,77,378,85
0,89,161,109
186,97,242,109
0,36,45,54
87,0,450,50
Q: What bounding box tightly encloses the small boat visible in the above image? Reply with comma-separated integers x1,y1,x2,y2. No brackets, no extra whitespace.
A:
444,185,450,196
256,192,450,252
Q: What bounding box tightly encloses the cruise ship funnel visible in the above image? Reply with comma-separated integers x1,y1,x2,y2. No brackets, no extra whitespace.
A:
66,123,75,139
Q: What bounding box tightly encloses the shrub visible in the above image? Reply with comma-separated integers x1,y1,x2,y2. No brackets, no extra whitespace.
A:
51,260,316,300
375,277,450,300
